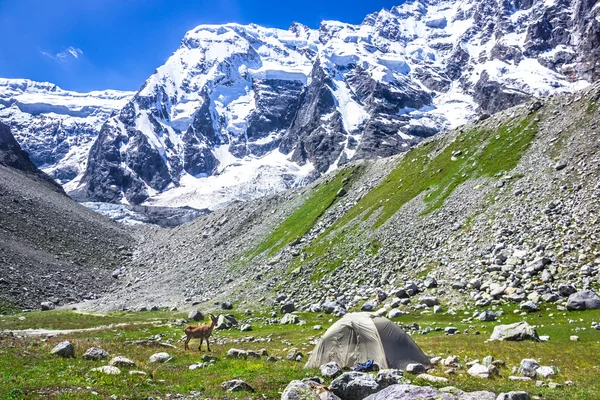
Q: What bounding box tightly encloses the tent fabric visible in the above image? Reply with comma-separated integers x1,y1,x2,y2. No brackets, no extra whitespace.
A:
305,312,430,370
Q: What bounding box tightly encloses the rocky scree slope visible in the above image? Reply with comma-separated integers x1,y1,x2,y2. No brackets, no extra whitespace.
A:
73,0,597,209
0,79,133,184
86,82,600,312
0,123,134,311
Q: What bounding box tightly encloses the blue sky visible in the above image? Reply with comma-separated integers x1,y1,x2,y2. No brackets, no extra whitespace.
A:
0,0,402,92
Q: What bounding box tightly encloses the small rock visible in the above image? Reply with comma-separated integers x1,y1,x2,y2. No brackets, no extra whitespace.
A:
320,362,342,378
149,352,171,363
221,379,254,392
405,363,427,374
90,366,121,375
40,302,55,311
83,347,109,360
109,356,135,368
188,309,204,321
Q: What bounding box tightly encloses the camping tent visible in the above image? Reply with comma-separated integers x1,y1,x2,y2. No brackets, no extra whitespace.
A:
305,312,430,370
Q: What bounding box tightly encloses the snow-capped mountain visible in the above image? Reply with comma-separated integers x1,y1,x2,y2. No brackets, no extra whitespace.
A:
7,0,600,210
0,79,134,183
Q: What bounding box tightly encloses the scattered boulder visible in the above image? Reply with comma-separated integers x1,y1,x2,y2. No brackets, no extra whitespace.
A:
489,322,539,341
83,347,109,360
90,366,121,375
558,284,577,297
536,366,556,379
468,363,490,379
518,359,539,378
320,362,343,378
221,379,254,392
519,301,539,313
221,301,233,310
281,380,320,400
330,372,379,400
109,356,136,368
40,302,55,311
405,363,427,374
215,314,238,329
566,290,600,311
188,309,204,321
227,348,248,359
361,301,377,312
478,311,497,321
51,341,74,358
281,302,296,314
375,369,404,388
420,296,439,307
496,392,530,400
281,313,300,324
363,384,456,400
240,323,252,332
149,352,171,363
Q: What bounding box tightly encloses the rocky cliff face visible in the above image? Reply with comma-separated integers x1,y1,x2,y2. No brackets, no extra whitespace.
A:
0,121,64,193
3,0,599,211
0,79,133,183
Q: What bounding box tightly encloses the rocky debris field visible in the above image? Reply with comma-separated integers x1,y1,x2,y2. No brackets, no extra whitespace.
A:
0,122,134,311
82,83,600,319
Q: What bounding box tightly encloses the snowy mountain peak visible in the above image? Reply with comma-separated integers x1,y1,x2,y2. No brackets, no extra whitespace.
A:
0,78,134,182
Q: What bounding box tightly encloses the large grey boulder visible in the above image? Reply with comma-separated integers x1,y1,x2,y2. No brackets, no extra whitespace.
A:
40,301,55,311
363,384,456,399
188,309,204,321
330,372,379,400
51,341,75,358
281,380,320,400
489,322,539,341
215,314,238,329
566,290,600,311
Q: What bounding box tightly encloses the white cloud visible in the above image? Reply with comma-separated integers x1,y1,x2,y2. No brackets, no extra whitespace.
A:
41,46,83,63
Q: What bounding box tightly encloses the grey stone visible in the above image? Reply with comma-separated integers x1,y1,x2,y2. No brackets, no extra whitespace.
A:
281,313,300,324
40,301,55,311
221,379,254,392
405,363,427,374
363,384,456,400
109,356,135,368
215,314,238,329
518,359,540,378
188,309,204,321
519,301,539,312
496,392,530,400
490,322,539,341
375,369,404,388
281,302,296,314
566,290,600,311
83,347,109,360
330,372,379,400
149,352,171,363
320,361,342,378
90,366,121,375
51,341,75,358
281,380,320,400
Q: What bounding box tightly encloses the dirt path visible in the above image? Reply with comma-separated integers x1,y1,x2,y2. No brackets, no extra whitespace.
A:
1,321,166,337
